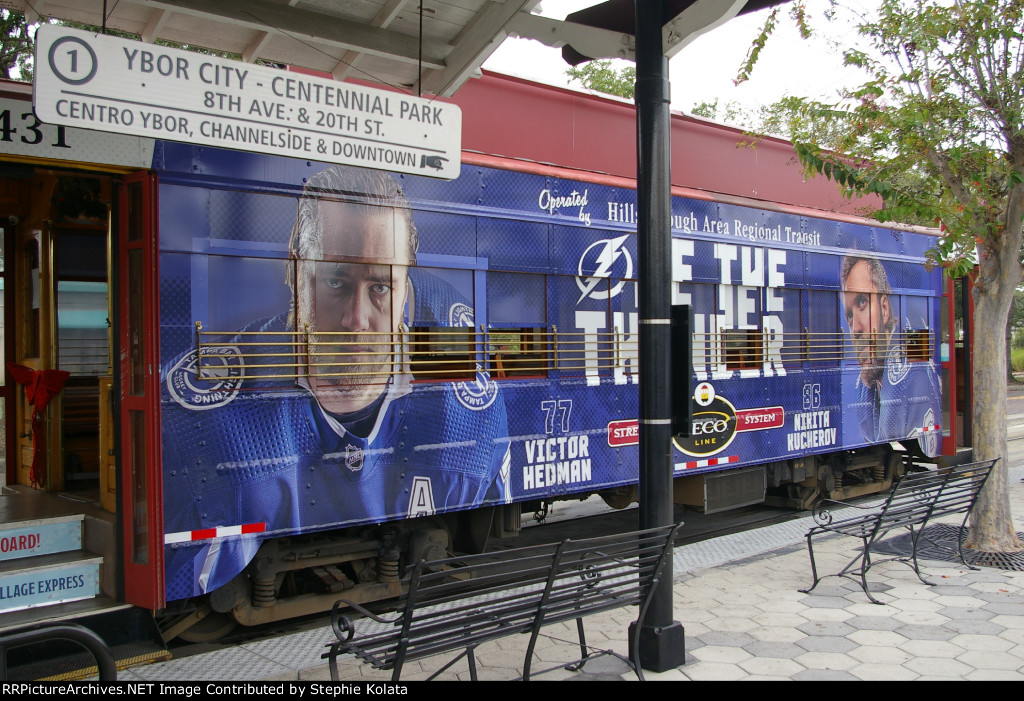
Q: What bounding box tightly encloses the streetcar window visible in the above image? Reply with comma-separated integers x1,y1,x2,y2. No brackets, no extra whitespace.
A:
486,271,549,379
906,329,931,362
410,326,476,381
487,271,546,325
488,327,551,379
723,328,763,370
904,296,931,363
684,282,715,379
768,286,801,369
56,227,110,377
57,281,109,375
841,287,902,368
805,290,842,367
553,274,613,382
21,237,40,359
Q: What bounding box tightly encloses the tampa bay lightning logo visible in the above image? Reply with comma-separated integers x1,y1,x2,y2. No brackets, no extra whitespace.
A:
455,365,499,410
886,342,910,386
449,302,474,328
576,234,633,303
448,302,498,411
167,347,244,411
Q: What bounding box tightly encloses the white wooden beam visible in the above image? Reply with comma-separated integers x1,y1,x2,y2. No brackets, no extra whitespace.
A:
421,0,541,97
136,0,448,69
662,0,748,58
333,0,407,80
141,9,169,43
242,31,273,63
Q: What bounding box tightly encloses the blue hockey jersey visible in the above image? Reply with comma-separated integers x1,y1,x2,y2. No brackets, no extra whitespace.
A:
853,333,941,456
161,269,510,600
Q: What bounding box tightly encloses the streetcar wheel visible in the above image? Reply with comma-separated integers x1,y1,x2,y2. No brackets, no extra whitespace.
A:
888,450,905,481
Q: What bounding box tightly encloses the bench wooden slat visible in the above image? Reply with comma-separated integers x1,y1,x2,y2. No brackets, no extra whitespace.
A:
800,458,997,604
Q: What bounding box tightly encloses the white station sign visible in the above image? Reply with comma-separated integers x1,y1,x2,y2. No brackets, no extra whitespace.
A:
33,25,461,179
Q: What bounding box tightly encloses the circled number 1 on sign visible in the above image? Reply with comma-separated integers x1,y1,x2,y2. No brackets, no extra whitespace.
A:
48,36,98,85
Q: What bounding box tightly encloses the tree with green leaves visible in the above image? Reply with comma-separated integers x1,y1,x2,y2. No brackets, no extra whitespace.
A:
565,59,635,99
0,10,33,81
0,11,247,83
762,0,1023,553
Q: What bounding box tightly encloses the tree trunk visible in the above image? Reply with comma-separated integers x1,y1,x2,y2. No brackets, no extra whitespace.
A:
964,238,1023,553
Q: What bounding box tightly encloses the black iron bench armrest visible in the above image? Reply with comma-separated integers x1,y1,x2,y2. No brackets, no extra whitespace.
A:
330,598,403,644
810,498,883,526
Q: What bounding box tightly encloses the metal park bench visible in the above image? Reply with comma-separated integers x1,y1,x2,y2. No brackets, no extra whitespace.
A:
322,523,682,681
800,458,997,604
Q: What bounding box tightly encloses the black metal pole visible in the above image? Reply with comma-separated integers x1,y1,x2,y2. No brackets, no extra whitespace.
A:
628,0,685,672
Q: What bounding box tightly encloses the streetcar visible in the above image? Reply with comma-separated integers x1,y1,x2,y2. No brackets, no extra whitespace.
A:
0,70,973,653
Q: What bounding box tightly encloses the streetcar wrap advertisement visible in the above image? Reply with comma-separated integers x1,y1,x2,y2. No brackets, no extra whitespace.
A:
155,143,943,601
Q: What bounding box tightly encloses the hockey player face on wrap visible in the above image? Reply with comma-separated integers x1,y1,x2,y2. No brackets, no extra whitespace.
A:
842,256,893,389
293,176,414,416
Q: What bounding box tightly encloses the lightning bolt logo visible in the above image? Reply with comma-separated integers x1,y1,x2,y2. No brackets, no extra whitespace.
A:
576,235,633,303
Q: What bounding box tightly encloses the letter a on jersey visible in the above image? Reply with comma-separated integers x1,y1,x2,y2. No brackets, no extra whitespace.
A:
408,477,436,517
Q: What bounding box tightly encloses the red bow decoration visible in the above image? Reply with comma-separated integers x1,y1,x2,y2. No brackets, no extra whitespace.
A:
7,363,71,488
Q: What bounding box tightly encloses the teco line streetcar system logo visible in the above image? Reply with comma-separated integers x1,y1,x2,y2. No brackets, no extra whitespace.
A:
608,403,784,455
33,25,461,179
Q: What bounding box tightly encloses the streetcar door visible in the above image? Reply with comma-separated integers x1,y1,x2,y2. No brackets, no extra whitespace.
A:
0,217,7,489
117,171,164,609
9,175,58,490
5,172,114,498
942,275,973,454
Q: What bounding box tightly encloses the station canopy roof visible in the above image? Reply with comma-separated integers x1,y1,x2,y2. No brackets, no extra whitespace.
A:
3,1,783,97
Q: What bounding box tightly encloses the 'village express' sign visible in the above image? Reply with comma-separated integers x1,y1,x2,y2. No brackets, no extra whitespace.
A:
33,25,461,179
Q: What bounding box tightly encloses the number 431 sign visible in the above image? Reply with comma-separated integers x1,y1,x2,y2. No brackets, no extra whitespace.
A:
0,95,154,169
